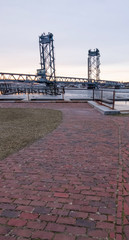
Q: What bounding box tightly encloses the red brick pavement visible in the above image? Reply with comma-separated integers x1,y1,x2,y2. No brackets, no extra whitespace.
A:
0,102,129,239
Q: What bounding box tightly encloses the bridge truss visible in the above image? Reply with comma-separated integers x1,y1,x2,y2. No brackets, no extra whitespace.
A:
0,72,120,86
0,72,37,82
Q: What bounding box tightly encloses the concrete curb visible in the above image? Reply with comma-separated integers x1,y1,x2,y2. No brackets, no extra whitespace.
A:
88,101,120,115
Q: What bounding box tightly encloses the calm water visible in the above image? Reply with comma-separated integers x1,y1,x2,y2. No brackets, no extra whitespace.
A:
114,101,129,111
0,89,94,101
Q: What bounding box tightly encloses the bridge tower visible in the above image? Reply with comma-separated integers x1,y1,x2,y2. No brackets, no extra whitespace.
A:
37,32,56,81
88,48,100,82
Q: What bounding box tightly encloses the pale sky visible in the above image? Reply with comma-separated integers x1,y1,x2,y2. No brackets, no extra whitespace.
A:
0,0,129,81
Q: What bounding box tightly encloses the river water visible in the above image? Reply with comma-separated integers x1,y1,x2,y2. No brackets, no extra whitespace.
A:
0,89,93,101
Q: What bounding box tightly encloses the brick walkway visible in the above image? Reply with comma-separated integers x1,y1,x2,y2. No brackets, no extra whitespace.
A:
0,102,129,240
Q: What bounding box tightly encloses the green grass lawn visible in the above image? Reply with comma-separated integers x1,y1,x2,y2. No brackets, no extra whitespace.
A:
0,108,62,160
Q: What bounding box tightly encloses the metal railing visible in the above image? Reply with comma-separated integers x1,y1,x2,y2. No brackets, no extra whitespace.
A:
93,89,129,109
0,84,129,107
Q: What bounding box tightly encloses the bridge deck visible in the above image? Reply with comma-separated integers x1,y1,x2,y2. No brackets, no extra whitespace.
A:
0,72,121,84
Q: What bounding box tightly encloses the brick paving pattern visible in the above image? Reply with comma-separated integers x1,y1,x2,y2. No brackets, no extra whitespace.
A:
0,102,129,239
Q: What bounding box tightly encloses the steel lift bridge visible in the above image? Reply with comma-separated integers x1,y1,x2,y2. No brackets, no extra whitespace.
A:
0,33,121,95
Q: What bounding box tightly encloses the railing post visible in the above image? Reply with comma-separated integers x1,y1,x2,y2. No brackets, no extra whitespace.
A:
112,90,115,109
27,89,30,101
101,90,103,104
62,87,65,100
93,89,94,100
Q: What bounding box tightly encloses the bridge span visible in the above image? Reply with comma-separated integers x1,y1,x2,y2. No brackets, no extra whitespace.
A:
0,72,121,85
